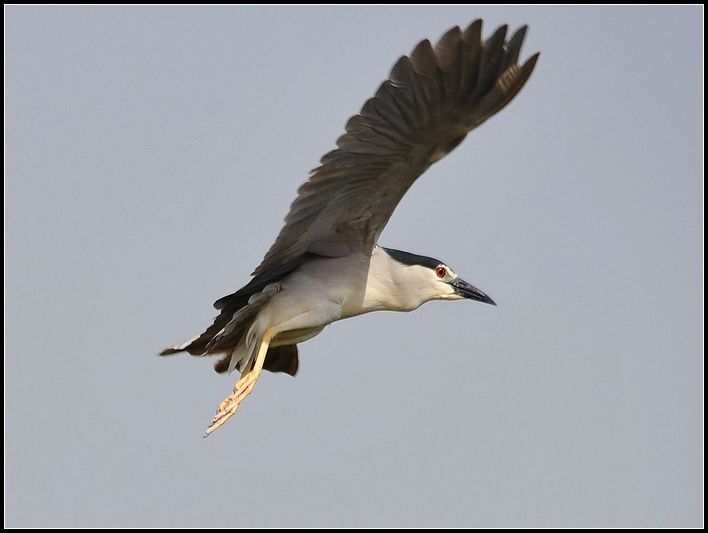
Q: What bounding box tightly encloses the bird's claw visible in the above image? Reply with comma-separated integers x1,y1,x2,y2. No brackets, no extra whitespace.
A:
204,374,258,437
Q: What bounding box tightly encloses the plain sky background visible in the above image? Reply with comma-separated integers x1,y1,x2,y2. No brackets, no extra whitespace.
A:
5,5,703,527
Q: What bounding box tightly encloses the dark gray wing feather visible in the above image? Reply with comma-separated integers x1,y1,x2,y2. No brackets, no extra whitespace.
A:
215,20,538,310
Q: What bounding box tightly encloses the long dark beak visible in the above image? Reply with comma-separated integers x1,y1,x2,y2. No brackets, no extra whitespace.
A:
450,278,496,306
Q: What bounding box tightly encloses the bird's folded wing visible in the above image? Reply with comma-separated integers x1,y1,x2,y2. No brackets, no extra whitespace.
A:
216,21,538,309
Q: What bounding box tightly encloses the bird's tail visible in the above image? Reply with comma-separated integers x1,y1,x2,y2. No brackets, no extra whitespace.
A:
159,283,299,376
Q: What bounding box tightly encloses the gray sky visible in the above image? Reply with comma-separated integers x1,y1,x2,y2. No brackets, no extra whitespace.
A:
5,5,702,528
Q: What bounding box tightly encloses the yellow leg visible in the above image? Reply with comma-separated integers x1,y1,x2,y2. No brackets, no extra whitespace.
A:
204,327,275,437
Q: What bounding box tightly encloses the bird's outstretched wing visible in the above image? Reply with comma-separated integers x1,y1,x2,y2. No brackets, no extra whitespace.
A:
215,20,538,309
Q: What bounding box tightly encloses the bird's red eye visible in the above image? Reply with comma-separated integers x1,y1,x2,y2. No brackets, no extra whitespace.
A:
436,266,447,278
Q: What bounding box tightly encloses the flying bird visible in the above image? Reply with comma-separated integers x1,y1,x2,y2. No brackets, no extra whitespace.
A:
161,20,539,436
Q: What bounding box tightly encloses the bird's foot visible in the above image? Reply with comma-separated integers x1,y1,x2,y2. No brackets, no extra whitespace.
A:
204,371,259,437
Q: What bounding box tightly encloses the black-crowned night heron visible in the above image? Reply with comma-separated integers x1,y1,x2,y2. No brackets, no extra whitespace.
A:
161,20,539,436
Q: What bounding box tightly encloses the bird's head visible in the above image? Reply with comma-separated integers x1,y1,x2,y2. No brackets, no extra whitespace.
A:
380,247,496,308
